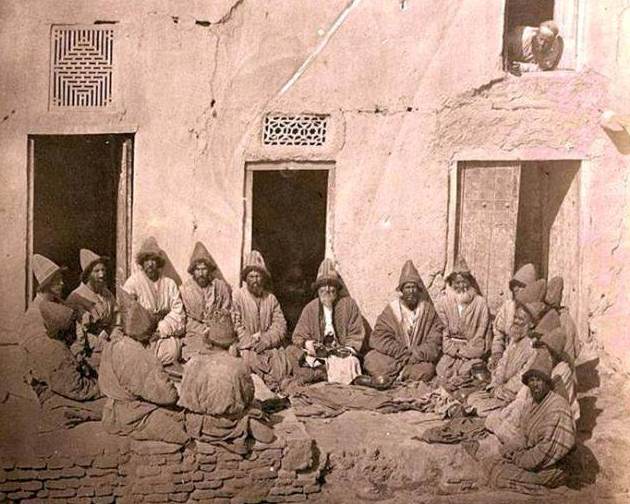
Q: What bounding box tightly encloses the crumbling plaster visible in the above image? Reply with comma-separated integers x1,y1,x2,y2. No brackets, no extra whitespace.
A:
1,0,629,371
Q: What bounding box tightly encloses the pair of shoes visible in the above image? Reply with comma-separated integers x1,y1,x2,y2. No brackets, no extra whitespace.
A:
352,375,392,390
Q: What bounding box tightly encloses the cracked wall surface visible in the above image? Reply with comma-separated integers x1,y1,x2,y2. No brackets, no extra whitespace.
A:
1,0,629,370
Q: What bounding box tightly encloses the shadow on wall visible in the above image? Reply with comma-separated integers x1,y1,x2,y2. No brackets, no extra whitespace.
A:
576,357,600,393
604,129,630,155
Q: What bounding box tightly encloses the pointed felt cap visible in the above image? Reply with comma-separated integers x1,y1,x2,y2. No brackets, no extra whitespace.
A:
136,237,166,266
545,276,564,307
533,308,561,335
188,241,217,275
80,249,110,282
516,279,547,304
511,263,537,288
397,260,423,290
32,254,65,289
451,255,470,275
522,349,554,385
119,288,157,342
40,300,75,335
518,301,546,323
540,326,567,357
241,250,270,280
313,258,342,290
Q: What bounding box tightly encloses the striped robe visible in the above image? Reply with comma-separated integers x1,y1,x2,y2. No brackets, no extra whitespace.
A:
552,361,580,423
435,290,491,384
486,390,576,494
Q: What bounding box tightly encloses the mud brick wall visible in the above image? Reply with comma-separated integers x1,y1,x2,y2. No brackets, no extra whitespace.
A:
0,418,323,503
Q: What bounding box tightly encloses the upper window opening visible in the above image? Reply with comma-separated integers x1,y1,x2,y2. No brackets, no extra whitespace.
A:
503,0,578,75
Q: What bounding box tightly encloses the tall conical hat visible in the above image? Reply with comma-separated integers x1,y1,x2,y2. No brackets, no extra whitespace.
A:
32,254,65,289
135,237,165,266
397,260,423,290
313,258,342,290
540,326,567,357
241,250,270,280
187,241,217,275
451,255,470,275
533,308,561,335
522,349,554,385
118,288,157,342
517,301,546,323
515,279,547,304
545,276,564,307
511,263,537,288
80,248,110,283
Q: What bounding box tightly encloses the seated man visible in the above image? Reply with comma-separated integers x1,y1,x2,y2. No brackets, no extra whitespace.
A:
363,260,443,387
468,299,547,417
178,309,273,454
291,258,365,385
490,264,537,370
23,298,103,430
66,249,120,368
122,237,186,366
484,351,576,493
98,290,188,445
545,276,580,363
534,326,580,423
232,250,293,391
180,241,232,359
435,256,491,389
507,20,563,74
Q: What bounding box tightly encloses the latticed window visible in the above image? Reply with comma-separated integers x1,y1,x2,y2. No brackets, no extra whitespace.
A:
50,25,114,109
262,114,328,146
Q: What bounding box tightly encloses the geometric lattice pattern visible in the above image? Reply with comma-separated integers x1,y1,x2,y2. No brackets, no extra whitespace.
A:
50,26,114,108
263,114,328,146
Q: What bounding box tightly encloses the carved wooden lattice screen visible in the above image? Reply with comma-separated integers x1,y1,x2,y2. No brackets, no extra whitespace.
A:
457,161,521,313
50,25,114,109
262,115,328,146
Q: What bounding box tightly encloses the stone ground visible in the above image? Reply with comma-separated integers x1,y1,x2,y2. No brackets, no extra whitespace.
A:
1,342,629,503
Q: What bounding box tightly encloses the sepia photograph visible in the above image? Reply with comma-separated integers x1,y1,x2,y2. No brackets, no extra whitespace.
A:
0,0,629,502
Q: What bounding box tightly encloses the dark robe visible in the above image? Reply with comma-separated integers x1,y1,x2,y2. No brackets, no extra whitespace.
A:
364,298,443,382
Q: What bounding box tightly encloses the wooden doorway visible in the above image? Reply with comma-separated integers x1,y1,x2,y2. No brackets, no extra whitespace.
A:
26,134,133,302
455,160,580,317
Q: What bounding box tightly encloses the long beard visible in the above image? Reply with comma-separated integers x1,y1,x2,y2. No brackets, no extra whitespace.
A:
451,286,474,305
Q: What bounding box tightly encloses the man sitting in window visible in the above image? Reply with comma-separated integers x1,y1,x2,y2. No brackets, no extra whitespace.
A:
507,20,563,74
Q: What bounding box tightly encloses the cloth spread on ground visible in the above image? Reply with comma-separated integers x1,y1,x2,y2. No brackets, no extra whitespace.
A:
419,417,487,444
289,382,462,419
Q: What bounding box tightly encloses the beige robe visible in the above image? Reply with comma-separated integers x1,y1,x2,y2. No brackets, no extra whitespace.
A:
123,271,185,365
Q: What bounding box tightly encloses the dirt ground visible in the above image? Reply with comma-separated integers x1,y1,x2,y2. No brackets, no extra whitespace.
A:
1,342,629,503
302,346,630,504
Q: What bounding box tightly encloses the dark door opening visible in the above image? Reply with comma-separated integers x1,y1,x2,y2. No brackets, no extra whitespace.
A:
251,169,329,333
503,0,555,70
29,134,133,299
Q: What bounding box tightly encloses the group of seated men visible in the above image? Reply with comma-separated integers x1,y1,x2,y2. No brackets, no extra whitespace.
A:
22,236,581,490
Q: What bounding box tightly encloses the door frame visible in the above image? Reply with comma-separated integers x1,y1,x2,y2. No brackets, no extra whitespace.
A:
25,134,134,305
447,158,584,333
241,161,336,281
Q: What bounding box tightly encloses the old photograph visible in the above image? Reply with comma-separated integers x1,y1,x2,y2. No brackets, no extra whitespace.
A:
0,0,629,502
